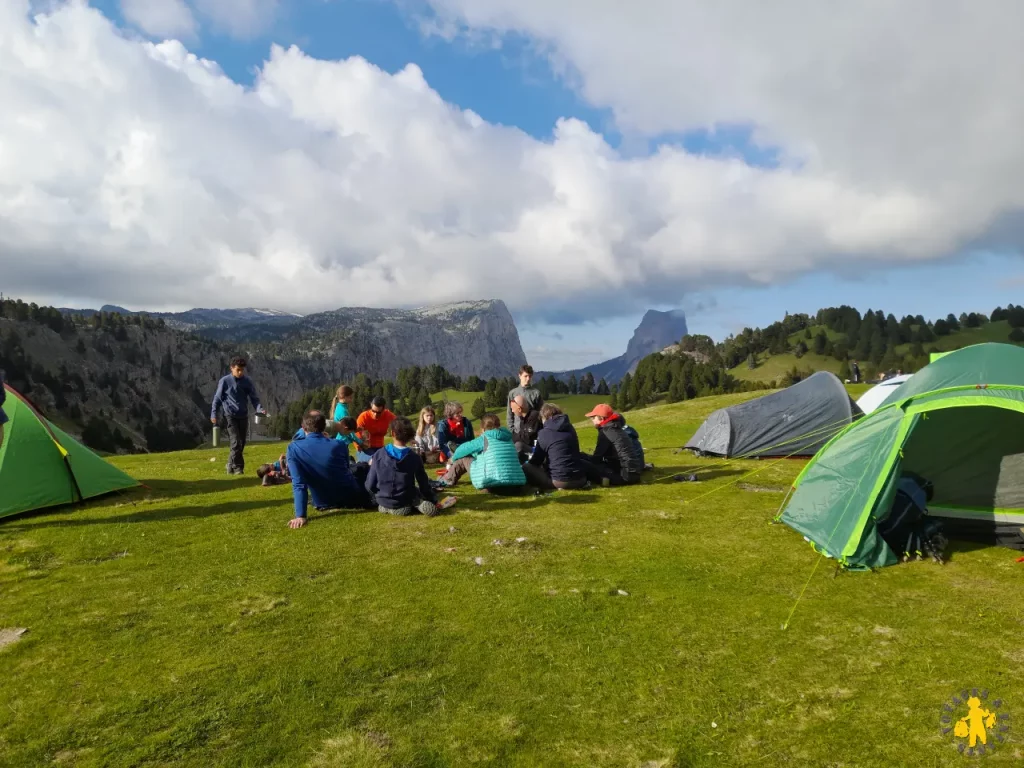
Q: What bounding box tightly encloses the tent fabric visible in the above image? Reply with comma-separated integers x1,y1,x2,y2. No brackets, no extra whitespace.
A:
0,385,139,520
856,374,913,414
685,371,861,458
780,343,1024,568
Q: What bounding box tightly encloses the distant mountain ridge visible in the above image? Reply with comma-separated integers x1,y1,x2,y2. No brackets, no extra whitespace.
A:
56,299,527,380
59,305,304,331
540,309,688,385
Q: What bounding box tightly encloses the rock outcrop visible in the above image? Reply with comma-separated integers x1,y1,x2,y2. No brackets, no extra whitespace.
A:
541,309,689,384
1,298,527,451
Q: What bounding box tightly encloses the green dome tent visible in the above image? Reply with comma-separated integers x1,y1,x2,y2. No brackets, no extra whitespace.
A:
0,384,139,520
779,343,1024,569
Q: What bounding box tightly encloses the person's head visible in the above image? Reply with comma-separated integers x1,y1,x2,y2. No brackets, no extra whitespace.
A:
518,364,534,387
230,356,247,378
338,416,358,433
303,410,327,434
370,396,386,414
539,403,563,423
418,406,436,434
256,463,272,479
510,394,529,416
390,417,416,446
444,401,463,421
335,384,354,403
584,403,615,428
480,413,500,431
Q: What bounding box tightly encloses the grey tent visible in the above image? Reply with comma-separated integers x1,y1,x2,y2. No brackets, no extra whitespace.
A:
684,371,862,459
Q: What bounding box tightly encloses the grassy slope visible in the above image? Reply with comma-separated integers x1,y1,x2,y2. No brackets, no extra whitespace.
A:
1,393,1021,766
733,320,1021,383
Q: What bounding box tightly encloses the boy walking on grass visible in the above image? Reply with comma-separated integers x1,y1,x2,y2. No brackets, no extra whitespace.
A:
211,356,266,475
365,417,456,517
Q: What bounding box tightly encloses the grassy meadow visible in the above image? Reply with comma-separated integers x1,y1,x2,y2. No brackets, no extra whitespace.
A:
1,390,1022,766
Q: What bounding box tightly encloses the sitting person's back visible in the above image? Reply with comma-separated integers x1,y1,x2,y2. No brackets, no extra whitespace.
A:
442,413,525,491
526,404,588,490
580,404,643,486
366,417,444,516
287,410,372,528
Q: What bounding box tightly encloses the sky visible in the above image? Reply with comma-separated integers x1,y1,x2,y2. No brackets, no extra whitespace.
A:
2,1,1023,370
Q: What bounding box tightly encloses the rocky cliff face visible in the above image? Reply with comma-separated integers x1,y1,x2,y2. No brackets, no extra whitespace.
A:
0,299,527,451
283,300,526,380
540,309,689,384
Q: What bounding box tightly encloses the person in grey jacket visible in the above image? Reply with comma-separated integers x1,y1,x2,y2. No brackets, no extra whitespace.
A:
211,356,265,475
506,364,544,433
0,370,8,451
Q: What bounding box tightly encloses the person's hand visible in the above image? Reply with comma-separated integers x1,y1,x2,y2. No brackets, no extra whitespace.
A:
288,517,307,529
210,418,217,424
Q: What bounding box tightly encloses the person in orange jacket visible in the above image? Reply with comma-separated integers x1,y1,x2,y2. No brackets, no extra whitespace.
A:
356,396,397,456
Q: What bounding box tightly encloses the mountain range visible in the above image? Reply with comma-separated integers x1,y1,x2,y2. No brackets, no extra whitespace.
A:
541,309,689,384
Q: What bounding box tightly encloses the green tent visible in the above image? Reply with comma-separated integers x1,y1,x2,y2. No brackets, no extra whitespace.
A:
0,384,139,520
779,343,1024,569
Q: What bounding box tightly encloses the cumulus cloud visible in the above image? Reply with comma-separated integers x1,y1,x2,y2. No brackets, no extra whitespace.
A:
120,0,197,39
192,0,279,39
1,1,1022,320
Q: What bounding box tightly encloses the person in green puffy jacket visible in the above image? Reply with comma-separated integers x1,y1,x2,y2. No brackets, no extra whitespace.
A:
438,413,526,491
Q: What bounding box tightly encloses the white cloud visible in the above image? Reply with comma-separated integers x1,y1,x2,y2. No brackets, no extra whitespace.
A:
191,0,279,39
1,1,1022,321
120,0,196,39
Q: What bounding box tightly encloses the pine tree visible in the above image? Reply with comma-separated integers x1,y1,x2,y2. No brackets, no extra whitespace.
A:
568,374,578,395
579,372,595,395
609,384,619,411
596,378,610,396
667,375,685,403
471,398,487,421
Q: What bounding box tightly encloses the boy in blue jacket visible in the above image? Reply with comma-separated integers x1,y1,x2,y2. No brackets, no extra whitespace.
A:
366,417,456,516
211,356,266,475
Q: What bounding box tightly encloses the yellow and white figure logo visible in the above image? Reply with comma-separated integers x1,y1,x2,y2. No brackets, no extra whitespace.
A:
940,689,1010,757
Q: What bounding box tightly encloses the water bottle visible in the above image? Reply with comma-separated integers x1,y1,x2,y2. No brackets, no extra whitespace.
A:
212,425,220,447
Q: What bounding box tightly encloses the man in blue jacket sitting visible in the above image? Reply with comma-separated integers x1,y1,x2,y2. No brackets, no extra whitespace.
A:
211,356,266,475
287,410,373,529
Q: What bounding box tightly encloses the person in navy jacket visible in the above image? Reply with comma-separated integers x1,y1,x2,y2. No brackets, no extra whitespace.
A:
287,410,373,528
210,356,265,475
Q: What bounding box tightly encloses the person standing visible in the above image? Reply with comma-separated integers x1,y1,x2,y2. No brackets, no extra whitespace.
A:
356,396,397,456
506,365,543,432
211,356,265,475
851,360,861,384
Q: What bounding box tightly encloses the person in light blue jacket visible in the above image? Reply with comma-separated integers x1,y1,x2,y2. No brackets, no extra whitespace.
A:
439,413,525,492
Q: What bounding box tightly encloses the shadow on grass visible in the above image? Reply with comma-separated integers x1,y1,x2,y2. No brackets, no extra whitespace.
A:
647,467,747,483
0,498,293,531
137,477,259,497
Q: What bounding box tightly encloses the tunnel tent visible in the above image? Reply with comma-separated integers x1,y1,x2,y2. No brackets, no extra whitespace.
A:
684,371,861,459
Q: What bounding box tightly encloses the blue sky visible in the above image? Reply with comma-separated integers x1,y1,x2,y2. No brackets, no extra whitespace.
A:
74,1,1023,369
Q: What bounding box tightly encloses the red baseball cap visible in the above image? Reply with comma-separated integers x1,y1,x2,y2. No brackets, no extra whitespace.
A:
585,404,615,419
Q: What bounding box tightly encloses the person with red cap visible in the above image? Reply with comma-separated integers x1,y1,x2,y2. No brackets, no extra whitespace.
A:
579,404,644,487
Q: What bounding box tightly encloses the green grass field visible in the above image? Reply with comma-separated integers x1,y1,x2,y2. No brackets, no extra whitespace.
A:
730,353,842,383
2,393,1022,766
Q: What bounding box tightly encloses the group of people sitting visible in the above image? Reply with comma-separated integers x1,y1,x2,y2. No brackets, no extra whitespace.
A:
252,365,651,529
